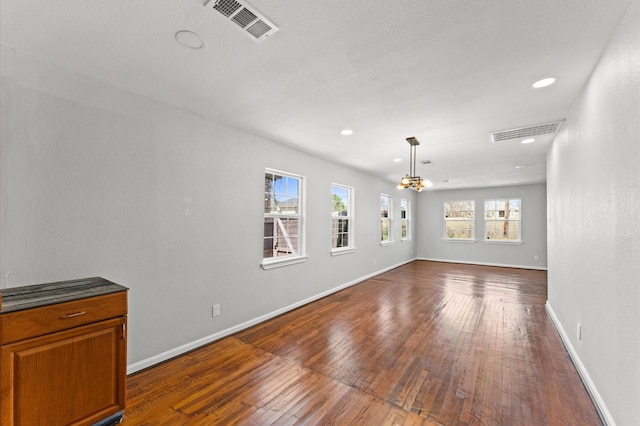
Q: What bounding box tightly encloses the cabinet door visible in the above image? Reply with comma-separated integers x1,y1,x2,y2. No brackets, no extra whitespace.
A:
0,316,126,426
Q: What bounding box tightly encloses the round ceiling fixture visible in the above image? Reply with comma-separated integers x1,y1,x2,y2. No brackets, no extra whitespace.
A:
175,30,207,50
532,77,556,88
340,129,354,136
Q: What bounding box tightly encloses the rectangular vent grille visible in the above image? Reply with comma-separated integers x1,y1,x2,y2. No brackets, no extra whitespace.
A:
246,19,272,38
213,0,241,17
232,8,257,28
206,0,278,43
490,121,564,143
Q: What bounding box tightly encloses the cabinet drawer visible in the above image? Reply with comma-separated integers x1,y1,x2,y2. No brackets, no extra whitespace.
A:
0,291,127,345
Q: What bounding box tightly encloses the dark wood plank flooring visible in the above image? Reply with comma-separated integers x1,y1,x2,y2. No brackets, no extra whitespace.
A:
122,261,601,425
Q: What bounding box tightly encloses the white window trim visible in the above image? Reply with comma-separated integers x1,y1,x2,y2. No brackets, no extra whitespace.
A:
443,200,476,241
483,198,522,243
261,255,309,270
330,183,356,255
262,168,307,269
483,240,523,245
442,238,478,244
331,247,357,256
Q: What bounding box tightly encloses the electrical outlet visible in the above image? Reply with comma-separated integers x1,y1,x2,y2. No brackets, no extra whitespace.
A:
534,255,539,261
212,304,221,317
577,323,582,340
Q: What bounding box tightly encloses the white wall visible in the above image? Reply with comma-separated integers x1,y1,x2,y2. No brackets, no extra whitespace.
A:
416,184,547,269
0,47,417,370
546,0,640,424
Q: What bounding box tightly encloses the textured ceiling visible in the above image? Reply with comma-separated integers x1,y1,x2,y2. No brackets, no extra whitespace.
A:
1,0,634,189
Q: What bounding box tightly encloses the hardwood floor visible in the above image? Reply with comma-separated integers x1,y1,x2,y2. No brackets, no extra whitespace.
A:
122,261,601,425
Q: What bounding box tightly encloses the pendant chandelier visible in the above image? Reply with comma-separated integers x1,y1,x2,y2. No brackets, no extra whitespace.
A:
397,136,430,191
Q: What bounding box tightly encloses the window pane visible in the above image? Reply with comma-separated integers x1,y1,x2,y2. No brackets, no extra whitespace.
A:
331,218,349,248
285,177,299,198
265,174,300,215
486,220,519,240
380,195,390,218
264,174,276,214
263,218,275,258
445,201,474,217
445,221,474,239
381,219,390,241
331,186,349,216
273,218,298,255
274,193,298,214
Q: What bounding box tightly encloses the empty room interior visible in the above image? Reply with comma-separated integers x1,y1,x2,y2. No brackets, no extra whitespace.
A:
0,1,638,425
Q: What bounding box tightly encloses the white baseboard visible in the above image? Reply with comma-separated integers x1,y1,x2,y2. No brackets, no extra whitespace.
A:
545,302,614,426
417,257,547,271
127,258,416,375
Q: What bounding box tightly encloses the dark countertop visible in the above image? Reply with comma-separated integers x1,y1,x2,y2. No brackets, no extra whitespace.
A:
0,277,128,313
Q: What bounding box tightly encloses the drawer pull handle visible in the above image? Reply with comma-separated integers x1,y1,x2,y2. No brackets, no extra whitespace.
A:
60,311,86,319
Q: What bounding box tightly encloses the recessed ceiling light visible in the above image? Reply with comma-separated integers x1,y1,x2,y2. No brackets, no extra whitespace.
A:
532,77,556,88
175,30,207,50
393,158,402,162
515,165,528,169
443,179,451,183
340,129,354,136
521,138,535,144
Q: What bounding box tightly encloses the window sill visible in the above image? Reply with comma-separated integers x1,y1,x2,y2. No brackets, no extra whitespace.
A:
261,255,309,270
380,240,395,247
483,239,523,245
331,247,356,256
442,238,477,244
401,238,412,243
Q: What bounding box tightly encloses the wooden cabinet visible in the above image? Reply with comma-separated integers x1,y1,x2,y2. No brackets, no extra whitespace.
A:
0,278,128,426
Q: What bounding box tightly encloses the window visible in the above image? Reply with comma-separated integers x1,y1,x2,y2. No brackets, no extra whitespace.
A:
263,169,306,268
484,198,521,241
400,199,411,240
380,194,392,243
331,184,354,253
444,200,475,240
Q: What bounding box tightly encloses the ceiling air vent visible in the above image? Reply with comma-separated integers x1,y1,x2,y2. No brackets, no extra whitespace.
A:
205,0,278,43
490,120,564,143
